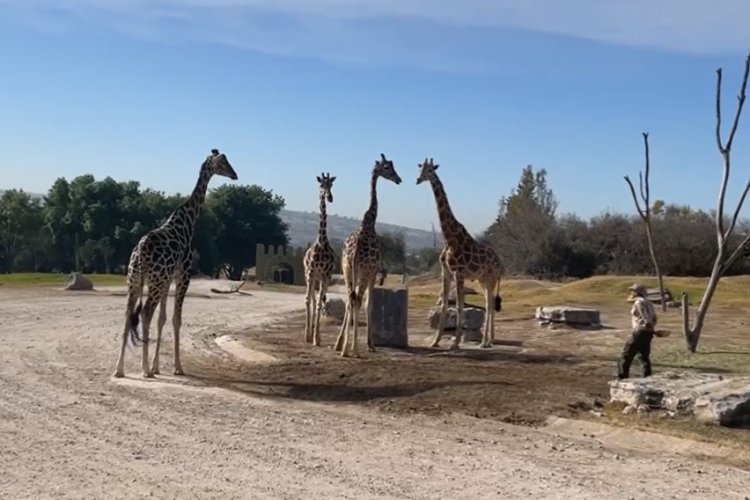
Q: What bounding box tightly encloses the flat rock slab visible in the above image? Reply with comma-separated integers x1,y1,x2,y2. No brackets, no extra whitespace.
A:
427,307,485,331
535,306,601,326
609,371,750,427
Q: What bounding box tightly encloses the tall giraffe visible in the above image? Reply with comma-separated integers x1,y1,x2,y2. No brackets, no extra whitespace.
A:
334,153,402,357
303,172,337,347
113,149,238,378
416,158,503,349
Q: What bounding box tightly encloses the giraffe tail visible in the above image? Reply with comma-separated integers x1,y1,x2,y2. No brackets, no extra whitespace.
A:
493,280,502,312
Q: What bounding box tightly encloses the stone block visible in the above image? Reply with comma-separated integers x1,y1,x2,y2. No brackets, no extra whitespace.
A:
535,306,600,326
368,286,408,348
427,307,485,331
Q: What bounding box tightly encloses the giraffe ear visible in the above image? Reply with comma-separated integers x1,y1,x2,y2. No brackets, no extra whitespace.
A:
330,176,337,183
434,163,439,170
316,175,322,183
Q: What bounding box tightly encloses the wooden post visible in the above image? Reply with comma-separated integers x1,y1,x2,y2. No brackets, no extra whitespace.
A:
368,286,408,348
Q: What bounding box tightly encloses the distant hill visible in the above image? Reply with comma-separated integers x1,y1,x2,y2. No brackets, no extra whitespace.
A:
0,190,442,251
281,209,442,250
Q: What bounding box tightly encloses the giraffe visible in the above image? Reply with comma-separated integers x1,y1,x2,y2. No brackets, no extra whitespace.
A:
113,149,238,378
416,158,504,349
334,153,402,357
303,172,337,347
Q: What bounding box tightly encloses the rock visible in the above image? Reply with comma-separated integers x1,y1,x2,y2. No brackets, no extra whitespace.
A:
427,307,485,331
322,297,346,323
63,272,93,291
610,371,750,427
694,383,750,426
644,287,674,305
535,306,601,326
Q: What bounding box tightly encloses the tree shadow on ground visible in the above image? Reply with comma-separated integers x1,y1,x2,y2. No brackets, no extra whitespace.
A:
188,373,512,403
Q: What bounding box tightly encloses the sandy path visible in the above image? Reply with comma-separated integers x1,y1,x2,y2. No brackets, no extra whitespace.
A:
0,281,748,499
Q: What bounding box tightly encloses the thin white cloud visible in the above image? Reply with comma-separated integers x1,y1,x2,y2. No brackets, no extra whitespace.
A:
3,0,750,70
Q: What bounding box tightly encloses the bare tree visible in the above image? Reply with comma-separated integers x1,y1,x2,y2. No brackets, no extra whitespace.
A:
625,132,667,311
681,51,750,353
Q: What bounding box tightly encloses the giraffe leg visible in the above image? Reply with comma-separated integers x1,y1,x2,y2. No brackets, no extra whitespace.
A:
349,291,362,358
304,279,315,344
430,267,451,348
365,283,376,352
480,285,493,348
313,281,328,347
172,270,191,376
140,292,161,378
113,289,139,378
449,275,464,350
150,294,168,375
335,281,354,352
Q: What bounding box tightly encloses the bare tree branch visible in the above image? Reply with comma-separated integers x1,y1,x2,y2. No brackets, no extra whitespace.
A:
725,52,750,152
624,131,667,311
716,68,724,151
624,176,646,219
642,132,651,214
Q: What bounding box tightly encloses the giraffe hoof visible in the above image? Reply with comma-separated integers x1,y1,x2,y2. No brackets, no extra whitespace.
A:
113,371,125,378
151,367,160,375
142,372,155,379
174,368,185,376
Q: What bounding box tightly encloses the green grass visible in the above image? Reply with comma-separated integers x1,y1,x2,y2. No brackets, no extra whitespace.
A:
0,273,125,288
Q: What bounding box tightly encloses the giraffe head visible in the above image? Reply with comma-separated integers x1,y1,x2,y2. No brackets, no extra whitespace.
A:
416,157,439,185
204,149,238,180
374,153,402,185
316,172,336,203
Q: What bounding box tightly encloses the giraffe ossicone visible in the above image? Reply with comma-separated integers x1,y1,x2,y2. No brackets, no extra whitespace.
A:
113,149,238,379
303,172,337,347
334,153,402,357
417,157,504,350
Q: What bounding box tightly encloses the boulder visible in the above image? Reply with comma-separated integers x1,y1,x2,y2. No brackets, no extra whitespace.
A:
535,306,600,326
609,371,750,427
427,307,485,332
63,272,93,291
322,297,346,323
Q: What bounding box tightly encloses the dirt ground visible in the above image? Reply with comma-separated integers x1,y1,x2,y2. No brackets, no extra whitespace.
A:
1,281,749,499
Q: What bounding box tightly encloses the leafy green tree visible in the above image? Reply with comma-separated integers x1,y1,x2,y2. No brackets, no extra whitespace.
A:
486,165,559,276
207,185,289,280
0,190,44,272
378,231,406,272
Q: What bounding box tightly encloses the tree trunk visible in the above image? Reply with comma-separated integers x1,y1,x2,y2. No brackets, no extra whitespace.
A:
682,248,725,352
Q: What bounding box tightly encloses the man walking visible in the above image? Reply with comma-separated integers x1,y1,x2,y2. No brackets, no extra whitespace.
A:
617,283,657,379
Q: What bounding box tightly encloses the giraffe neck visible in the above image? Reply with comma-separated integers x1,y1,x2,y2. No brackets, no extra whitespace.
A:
361,172,378,229
316,191,329,243
429,175,466,243
164,165,212,237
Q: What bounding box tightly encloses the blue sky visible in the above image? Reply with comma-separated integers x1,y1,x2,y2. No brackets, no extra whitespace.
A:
2,1,750,234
